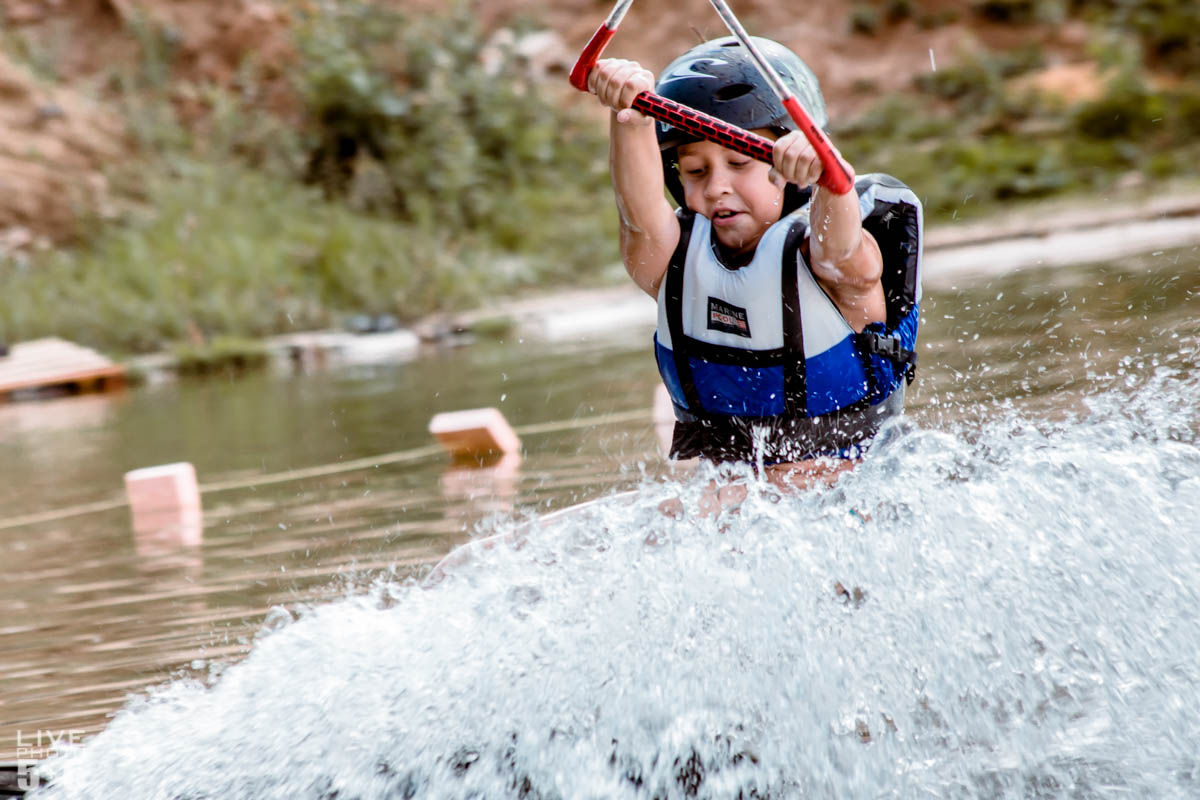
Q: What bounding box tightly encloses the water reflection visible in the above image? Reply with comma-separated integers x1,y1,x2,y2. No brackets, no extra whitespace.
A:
0,393,119,437
440,451,523,525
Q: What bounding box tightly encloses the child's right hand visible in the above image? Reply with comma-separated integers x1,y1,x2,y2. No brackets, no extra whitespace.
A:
587,59,655,127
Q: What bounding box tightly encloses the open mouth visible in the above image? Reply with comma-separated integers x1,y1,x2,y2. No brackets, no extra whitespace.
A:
713,210,740,221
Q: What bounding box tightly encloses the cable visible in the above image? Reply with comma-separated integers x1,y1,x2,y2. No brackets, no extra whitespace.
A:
0,407,654,532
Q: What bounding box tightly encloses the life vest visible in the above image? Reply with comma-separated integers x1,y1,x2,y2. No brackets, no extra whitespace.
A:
654,173,922,463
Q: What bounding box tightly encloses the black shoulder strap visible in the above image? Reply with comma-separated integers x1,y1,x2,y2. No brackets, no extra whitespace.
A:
780,218,808,418
665,210,704,414
852,174,921,384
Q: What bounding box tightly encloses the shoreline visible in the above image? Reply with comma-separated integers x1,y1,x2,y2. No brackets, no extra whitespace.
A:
419,181,1200,344
117,182,1200,378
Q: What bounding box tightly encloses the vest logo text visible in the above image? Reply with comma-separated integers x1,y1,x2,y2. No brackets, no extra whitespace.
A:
707,297,751,338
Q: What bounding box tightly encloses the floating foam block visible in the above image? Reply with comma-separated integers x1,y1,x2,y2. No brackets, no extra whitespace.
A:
429,407,521,457
124,462,203,546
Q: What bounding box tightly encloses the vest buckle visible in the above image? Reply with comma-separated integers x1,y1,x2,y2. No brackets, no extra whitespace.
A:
860,331,918,383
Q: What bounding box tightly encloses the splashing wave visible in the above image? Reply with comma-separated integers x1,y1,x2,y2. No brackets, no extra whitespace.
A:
35,361,1200,799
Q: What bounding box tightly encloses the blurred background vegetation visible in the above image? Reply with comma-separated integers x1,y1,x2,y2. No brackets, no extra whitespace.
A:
1,1,615,354
0,0,1197,354
838,0,1200,218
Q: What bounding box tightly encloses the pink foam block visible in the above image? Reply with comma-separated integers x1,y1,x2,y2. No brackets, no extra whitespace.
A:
124,462,203,544
428,407,521,457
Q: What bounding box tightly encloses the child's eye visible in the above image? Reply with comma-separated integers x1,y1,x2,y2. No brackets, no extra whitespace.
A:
728,159,751,169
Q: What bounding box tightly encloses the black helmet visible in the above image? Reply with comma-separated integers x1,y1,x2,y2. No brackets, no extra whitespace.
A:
655,36,826,209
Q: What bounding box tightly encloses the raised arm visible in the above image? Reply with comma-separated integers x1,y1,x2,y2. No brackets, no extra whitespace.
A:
588,59,680,297
772,131,885,331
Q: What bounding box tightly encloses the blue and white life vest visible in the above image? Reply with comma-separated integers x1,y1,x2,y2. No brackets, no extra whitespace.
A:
655,174,922,463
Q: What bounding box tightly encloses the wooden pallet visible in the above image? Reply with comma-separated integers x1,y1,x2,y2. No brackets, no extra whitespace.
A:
0,338,125,402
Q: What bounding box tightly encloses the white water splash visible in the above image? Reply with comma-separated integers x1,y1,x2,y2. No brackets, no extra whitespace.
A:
34,358,1200,799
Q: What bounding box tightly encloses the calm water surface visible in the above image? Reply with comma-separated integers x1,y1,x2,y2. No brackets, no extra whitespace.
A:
1,246,1198,797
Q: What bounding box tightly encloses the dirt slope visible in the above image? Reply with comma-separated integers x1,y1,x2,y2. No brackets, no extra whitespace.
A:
0,0,294,248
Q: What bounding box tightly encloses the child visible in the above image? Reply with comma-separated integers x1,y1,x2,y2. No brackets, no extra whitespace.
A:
588,37,923,497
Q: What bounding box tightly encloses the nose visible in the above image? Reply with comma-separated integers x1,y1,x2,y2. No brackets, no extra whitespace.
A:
703,163,733,199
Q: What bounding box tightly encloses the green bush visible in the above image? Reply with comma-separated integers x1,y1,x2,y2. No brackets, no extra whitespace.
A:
839,44,1200,219
1168,85,1200,137
291,0,615,283
940,136,1071,201
173,336,270,376
849,4,882,35
1071,0,1200,73
971,0,1039,23
914,61,996,103
1073,73,1165,139
293,1,609,231
913,46,1044,107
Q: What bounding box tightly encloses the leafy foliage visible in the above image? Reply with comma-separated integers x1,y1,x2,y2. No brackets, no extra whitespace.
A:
1073,73,1165,139
1071,0,1200,72
839,47,1200,220
293,1,610,237
173,336,271,376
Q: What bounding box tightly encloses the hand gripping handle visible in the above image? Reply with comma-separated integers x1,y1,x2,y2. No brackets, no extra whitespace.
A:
570,20,776,165
781,96,855,195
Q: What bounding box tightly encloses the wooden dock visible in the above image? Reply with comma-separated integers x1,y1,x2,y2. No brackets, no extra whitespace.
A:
0,338,126,401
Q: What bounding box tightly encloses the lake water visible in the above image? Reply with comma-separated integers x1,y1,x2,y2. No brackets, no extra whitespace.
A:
2,246,1198,797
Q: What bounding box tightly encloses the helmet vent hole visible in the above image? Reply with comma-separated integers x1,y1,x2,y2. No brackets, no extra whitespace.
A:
714,83,754,102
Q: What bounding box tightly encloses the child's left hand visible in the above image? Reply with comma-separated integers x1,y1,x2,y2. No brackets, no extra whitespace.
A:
771,130,832,188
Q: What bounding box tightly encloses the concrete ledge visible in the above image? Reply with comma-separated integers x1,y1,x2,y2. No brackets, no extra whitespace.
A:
925,190,1200,251
924,214,1200,288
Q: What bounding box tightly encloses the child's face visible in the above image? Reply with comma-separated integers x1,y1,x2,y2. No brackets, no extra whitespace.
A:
676,135,785,258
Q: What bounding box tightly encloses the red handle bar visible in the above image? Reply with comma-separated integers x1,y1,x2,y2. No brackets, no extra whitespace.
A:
569,20,854,194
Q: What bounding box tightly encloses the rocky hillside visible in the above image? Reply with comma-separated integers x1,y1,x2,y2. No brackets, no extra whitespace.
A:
0,0,1115,249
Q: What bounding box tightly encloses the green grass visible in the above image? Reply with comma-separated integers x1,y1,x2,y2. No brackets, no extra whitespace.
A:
0,159,616,354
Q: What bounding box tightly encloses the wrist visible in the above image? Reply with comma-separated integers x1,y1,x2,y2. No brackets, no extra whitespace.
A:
612,108,651,128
